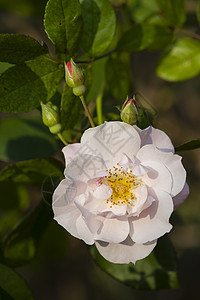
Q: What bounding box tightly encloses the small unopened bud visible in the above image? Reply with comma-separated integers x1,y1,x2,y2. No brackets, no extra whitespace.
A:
65,58,85,87
40,102,62,134
120,97,138,125
73,85,86,96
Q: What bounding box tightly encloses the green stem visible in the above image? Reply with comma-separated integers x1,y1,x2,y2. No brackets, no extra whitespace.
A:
96,91,104,125
57,133,68,146
76,50,115,64
175,27,200,41
79,95,95,127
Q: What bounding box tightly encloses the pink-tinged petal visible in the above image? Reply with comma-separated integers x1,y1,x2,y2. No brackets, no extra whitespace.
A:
80,122,141,168
62,143,81,165
130,189,173,244
93,184,113,199
65,153,106,182
164,155,186,196
95,216,129,243
95,236,157,264
141,161,173,194
76,215,95,245
173,182,189,209
135,126,174,153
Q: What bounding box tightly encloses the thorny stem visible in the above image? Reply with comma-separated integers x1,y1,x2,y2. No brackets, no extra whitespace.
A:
79,95,95,127
75,50,116,64
57,133,68,146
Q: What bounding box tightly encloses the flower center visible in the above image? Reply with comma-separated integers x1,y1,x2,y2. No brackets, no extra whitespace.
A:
102,164,140,208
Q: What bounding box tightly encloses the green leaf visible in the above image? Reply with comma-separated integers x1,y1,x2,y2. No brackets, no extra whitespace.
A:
44,0,82,60
106,52,131,100
0,117,58,161
0,157,64,184
117,24,173,52
175,139,200,152
0,55,64,113
0,34,48,64
2,201,53,267
155,0,186,27
127,0,166,26
0,182,29,243
85,57,107,103
80,0,116,57
0,62,13,74
60,84,82,130
0,263,34,300
157,38,200,81
91,235,179,290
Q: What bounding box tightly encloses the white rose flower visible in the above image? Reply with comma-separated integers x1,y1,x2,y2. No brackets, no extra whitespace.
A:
53,122,189,264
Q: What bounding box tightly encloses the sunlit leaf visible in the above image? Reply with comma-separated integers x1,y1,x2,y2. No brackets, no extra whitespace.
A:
44,0,82,60
157,38,200,81
91,235,179,290
0,34,48,64
0,263,34,300
0,55,64,113
80,0,116,57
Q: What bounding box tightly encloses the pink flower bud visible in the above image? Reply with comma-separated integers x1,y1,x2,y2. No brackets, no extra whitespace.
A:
120,97,138,125
65,58,85,88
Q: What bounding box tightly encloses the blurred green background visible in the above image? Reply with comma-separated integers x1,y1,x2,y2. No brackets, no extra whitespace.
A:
0,0,200,299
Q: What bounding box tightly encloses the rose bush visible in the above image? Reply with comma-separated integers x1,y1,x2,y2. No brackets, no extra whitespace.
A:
53,122,189,263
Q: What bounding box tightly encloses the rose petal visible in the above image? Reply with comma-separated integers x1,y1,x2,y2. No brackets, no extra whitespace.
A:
173,182,189,209
62,143,81,165
127,184,148,216
93,184,113,199
136,145,186,196
141,161,173,194
95,236,157,264
81,122,141,168
134,126,174,152
76,215,95,245
95,216,129,243
65,154,106,182
129,188,173,244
